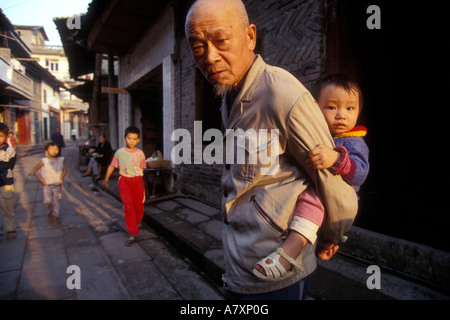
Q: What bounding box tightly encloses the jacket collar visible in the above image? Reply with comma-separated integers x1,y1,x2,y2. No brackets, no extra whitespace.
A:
220,55,266,129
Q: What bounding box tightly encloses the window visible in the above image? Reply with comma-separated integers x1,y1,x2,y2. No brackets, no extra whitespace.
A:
47,60,59,71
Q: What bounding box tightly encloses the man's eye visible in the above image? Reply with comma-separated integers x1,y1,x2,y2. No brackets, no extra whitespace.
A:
192,45,204,56
215,39,228,48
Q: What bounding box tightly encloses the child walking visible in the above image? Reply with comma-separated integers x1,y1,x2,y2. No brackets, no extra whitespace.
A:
0,123,16,240
254,74,370,281
33,142,66,226
103,126,146,246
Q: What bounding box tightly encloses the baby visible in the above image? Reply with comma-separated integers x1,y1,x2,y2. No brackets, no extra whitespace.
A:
254,74,369,281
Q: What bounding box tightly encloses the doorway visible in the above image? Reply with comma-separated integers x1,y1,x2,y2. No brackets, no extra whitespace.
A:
130,65,163,158
325,0,449,250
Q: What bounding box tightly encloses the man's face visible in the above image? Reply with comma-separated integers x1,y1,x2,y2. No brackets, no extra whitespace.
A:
186,6,256,94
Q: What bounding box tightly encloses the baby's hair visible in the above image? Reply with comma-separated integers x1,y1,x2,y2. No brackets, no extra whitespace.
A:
312,73,364,111
45,142,59,151
0,123,9,136
124,126,140,138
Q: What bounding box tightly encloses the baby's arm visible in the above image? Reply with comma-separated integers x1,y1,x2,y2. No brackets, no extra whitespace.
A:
306,143,369,187
332,140,369,187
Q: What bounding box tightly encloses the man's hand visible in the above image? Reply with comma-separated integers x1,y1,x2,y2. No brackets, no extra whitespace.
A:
306,144,340,170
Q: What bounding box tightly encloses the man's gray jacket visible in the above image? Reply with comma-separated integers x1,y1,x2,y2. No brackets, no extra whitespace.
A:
220,55,358,294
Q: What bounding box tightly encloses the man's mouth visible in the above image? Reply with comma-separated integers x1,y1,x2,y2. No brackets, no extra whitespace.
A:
208,70,228,82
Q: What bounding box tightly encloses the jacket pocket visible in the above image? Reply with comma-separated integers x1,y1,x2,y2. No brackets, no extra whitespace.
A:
250,195,286,235
232,130,279,182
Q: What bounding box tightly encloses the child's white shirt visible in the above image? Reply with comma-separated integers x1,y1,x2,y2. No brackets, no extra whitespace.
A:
41,157,64,185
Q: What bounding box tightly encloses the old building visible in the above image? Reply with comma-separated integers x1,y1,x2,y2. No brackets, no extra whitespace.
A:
0,9,66,145
15,25,89,142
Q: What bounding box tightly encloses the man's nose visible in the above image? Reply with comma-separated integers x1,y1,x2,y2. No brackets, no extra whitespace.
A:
205,43,220,64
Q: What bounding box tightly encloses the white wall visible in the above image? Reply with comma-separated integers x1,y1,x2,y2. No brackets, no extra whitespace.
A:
117,5,175,156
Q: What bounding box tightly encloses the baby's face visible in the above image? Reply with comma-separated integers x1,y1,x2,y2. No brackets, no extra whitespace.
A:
317,84,360,135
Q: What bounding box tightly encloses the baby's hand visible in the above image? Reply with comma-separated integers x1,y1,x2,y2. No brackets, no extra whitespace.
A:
306,144,340,170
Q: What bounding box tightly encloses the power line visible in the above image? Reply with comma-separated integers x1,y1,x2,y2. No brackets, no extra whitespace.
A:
2,0,37,10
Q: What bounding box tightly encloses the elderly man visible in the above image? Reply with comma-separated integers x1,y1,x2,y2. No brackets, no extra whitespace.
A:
185,0,358,299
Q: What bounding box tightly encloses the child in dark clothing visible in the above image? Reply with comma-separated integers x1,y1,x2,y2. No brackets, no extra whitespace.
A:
0,123,16,240
254,74,369,281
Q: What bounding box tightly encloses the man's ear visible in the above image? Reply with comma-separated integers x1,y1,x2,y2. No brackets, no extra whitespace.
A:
247,24,257,51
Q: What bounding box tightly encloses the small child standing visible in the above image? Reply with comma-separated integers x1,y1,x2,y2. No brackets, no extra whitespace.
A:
103,126,146,246
0,123,17,240
33,143,66,226
254,74,369,281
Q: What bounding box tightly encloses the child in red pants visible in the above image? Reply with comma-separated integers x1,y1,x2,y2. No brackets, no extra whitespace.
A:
103,126,146,246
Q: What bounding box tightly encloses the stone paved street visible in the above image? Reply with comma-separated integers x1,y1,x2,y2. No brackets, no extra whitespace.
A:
0,145,224,300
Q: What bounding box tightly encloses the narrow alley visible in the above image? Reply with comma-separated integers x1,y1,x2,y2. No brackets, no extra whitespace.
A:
0,144,224,300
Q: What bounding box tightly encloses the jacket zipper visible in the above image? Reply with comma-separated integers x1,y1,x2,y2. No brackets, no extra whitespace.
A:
250,195,285,234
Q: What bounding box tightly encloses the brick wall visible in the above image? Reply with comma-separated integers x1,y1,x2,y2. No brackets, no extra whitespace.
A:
174,0,326,207
246,0,325,89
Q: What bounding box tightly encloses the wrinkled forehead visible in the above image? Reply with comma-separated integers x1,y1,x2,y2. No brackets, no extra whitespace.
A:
186,4,236,36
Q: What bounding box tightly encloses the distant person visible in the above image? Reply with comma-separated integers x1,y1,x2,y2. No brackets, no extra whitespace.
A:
51,127,65,157
71,128,77,141
82,135,113,180
33,143,66,226
0,123,16,240
7,133,17,149
103,126,146,246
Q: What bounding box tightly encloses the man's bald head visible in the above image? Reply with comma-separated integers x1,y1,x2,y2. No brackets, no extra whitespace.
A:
185,0,250,34
185,0,257,94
